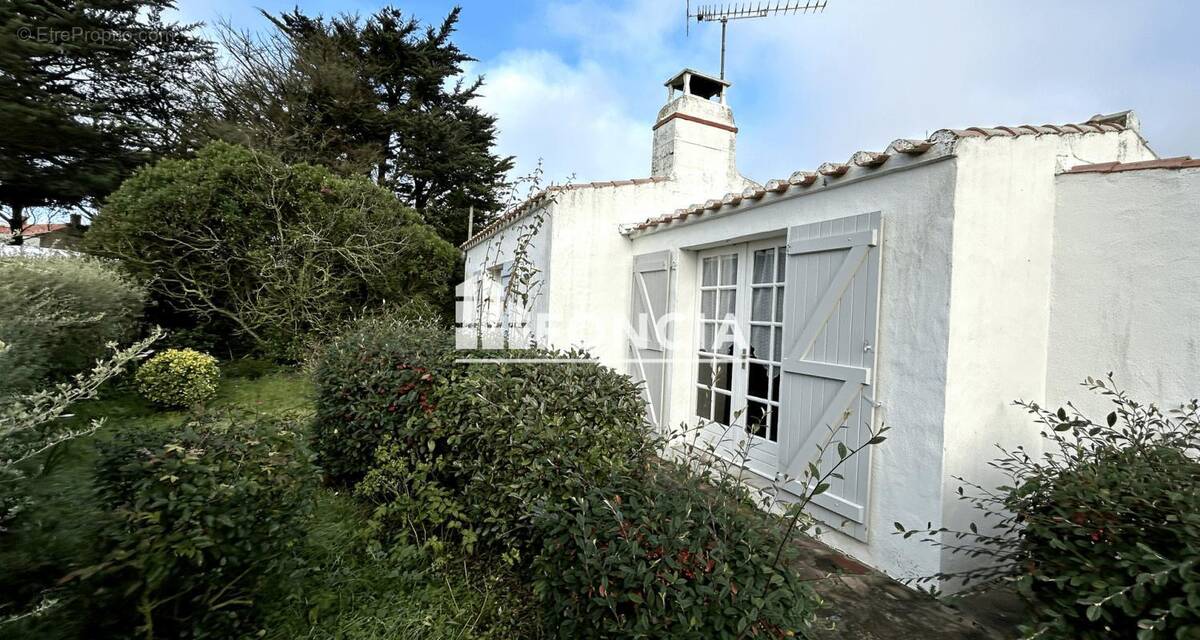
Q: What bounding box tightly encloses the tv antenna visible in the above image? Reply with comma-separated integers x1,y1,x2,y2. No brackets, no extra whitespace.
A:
687,1,828,79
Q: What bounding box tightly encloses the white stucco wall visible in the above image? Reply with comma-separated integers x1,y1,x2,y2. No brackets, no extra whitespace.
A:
1046,166,1200,416
629,156,959,581
463,175,751,362
938,130,1155,578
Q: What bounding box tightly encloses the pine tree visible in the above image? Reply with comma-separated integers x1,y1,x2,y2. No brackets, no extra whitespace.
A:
0,0,212,244
201,7,513,246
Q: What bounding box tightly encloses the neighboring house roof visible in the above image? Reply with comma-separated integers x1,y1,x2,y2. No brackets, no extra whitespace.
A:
1063,156,1200,174
0,223,68,236
625,112,1146,235
459,176,671,251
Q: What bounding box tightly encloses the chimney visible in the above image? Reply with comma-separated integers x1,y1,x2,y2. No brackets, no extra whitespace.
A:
69,213,82,228
650,69,744,189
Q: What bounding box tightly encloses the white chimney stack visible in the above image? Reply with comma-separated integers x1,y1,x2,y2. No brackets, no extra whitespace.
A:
650,68,745,189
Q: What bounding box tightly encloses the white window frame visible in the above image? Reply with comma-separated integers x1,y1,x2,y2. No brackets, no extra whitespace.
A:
693,237,787,475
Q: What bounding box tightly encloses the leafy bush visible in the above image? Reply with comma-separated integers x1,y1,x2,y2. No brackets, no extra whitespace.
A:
80,414,316,639
352,346,652,557
135,348,221,408
85,141,458,360
0,255,144,393
312,313,454,485
531,460,818,639
902,376,1200,639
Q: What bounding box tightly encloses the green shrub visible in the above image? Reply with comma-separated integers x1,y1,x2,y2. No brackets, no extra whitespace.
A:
135,348,220,408
903,376,1200,639
312,313,454,485
1018,445,1200,639
531,461,818,639
85,141,458,360
0,255,144,393
1002,382,1200,640
81,414,316,639
352,346,652,557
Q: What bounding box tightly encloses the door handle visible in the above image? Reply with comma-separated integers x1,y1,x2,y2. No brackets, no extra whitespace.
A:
740,348,748,369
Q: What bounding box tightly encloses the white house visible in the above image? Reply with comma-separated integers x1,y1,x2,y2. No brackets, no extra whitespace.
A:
460,69,755,365
461,68,1196,585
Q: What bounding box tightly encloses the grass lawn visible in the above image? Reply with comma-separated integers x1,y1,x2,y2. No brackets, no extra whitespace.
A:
0,367,541,640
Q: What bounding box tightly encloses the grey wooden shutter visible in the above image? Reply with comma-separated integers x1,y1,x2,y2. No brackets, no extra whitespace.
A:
778,212,882,535
628,251,673,429
454,280,477,349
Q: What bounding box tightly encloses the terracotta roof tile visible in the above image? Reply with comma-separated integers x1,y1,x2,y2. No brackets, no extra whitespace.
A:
851,151,889,168
888,139,933,155
1064,156,1200,174
626,112,1142,235
818,162,849,177
788,171,818,186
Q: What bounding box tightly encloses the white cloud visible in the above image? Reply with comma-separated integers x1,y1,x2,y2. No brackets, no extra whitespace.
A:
725,0,1200,179
472,0,1200,186
473,50,653,185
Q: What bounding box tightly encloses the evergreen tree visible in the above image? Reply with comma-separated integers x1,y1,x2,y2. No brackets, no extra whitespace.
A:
202,6,513,246
0,0,212,244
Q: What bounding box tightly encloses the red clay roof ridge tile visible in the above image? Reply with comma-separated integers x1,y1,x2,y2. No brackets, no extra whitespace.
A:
1064,156,1200,174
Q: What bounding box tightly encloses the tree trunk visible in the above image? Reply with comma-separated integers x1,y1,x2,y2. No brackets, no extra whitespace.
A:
5,204,25,245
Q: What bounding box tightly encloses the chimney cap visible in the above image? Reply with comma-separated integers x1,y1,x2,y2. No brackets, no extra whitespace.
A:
664,68,729,100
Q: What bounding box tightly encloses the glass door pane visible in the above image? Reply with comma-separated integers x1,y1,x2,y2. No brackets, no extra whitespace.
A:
745,244,786,444
696,253,738,427
695,240,785,472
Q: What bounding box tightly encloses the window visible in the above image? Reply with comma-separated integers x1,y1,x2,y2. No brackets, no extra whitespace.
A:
694,240,786,446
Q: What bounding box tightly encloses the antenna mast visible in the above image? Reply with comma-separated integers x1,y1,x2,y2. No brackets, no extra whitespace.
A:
686,1,828,79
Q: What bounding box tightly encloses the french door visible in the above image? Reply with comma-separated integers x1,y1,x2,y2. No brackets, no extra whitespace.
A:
694,238,787,475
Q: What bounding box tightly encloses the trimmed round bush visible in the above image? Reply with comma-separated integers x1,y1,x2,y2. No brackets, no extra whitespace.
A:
318,315,653,556
0,254,144,393
85,141,458,361
135,348,220,407
531,463,819,638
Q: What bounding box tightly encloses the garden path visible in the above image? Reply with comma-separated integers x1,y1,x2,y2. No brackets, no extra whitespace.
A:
793,535,1024,639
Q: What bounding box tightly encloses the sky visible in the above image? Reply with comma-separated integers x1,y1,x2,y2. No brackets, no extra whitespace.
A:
173,0,1200,186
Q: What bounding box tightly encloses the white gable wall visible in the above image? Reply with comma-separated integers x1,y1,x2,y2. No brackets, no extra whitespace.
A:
1046,166,1200,417
462,204,554,345
547,178,752,365
939,130,1155,578
464,174,753,360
